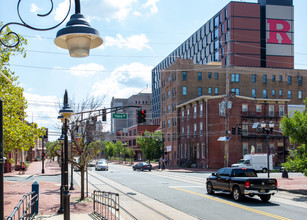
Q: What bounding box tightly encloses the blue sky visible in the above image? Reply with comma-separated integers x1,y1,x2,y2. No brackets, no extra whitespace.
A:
1,0,307,139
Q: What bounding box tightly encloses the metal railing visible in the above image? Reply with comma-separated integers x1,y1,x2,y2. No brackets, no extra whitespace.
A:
93,190,120,220
7,191,38,220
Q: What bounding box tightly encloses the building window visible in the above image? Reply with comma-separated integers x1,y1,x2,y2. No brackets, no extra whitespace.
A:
252,89,256,98
269,105,274,117
187,109,190,120
183,71,187,80
194,123,197,137
242,104,248,113
187,126,189,138
167,105,171,113
194,106,197,118
298,91,302,99
256,105,261,113
182,127,184,138
219,102,226,116
214,15,219,27
279,75,283,82
257,145,262,153
242,124,248,134
279,90,283,96
200,122,203,136
208,72,212,79
243,144,248,155
185,144,187,158
263,89,267,98
288,76,292,85
215,88,219,94
272,75,276,82
215,72,219,79
202,143,205,159
200,104,203,116
183,86,187,95
167,90,171,99
263,75,267,84
231,88,240,95
208,87,212,94
182,111,184,121
198,72,202,80
225,7,227,19
272,90,275,96
288,90,292,99
168,119,171,128
197,143,200,159
232,73,240,82
298,76,302,86
198,87,202,96
252,74,256,83
279,105,284,117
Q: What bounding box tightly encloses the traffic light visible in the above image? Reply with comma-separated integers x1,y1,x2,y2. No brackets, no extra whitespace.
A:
42,152,45,158
43,128,48,139
231,127,236,135
141,110,146,123
142,131,145,136
237,127,242,135
137,110,142,123
117,131,120,137
102,109,107,121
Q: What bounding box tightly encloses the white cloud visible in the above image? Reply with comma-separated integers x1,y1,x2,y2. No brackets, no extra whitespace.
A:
30,3,40,14
69,63,106,77
91,62,152,102
142,0,159,15
54,0,70,22
103,34,151,51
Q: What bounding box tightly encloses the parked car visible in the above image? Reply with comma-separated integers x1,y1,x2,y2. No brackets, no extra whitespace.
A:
132,162,152,171
206,167,278,202
95,160,108,171
88,160,96,167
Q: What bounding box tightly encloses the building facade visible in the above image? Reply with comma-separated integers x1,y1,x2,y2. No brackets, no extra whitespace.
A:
152,0,294,125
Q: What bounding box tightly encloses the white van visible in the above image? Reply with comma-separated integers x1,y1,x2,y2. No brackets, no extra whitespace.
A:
231,154,273,173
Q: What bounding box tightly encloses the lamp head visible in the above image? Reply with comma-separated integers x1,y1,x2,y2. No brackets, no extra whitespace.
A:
54,13,103,57
58,134,65,144
59,104,74,119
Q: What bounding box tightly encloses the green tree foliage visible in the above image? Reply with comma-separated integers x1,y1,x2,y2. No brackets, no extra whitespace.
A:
280,99,307,176
103,141,116,159
45,141,61,160
136,131,162,164
1,23,44,161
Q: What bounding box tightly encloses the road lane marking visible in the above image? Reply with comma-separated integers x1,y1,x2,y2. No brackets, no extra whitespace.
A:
171,187,291,220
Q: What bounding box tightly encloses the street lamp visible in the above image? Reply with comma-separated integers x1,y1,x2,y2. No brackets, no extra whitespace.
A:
58,90,74,220
57,131,65,214
260,121,274,178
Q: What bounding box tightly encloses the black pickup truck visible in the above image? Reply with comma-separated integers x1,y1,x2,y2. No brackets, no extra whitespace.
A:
206,167,278,202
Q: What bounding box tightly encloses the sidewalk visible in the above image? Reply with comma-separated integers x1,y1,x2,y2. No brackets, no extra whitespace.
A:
4,160,307,219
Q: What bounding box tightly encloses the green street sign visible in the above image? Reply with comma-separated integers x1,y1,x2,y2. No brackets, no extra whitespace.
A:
112,113,127,119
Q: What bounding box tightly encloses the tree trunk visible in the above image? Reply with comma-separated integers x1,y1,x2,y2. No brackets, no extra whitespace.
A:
80,167,85,200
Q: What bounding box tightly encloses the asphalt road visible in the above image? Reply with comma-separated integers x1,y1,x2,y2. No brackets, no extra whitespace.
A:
90,164,307,220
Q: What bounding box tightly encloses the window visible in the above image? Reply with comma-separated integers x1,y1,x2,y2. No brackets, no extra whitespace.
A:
185,144,187,158
182,111,184,121
225,8,227,18
243,144,248,155
167,105,171,113
215,72,219,79
252,89,256,98
288,90,292,99
272,75,276,82
299,91,302,99
167,119,171,128
232,73,240,82
272,90,275,96
208,87,212,94
219,102,226,116
194,106,197,118
187,109,190,120
194,123,197,137
263,89,267,98
252,74,256,83
197,143,200,159
288,76,292,85
167,90,171,99
200,122,203,136
279,90,283,96
231,88,240,95
183,86,187,95
214,51,219,61
256,105,261,113
243,124,248,134
198,72,202,80
257,145,262,153
214,15,219,27
183,71,187,80
215,88,219,94
299,76,302,86
215,39,219,49
202,143,205,159
200,104,203,116
182,127,184,138
198,87,202,96
208,72,212,79
263,75,267,84
269,105,274,117
242,104,248,112
279,105,284,117
279,75,283,82
187,126,189,138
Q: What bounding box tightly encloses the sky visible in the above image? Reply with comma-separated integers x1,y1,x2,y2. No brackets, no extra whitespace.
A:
1,0,307,140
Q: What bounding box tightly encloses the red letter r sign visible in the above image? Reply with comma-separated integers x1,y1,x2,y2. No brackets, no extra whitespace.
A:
267,19,292,44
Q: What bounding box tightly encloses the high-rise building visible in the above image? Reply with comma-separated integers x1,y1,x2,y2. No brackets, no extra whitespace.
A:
152,0,294,125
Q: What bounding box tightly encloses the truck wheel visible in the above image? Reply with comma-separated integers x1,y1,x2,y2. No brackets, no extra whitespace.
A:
262,168,268,173
206,182,214,195
260,195,271,202
232,186,243,201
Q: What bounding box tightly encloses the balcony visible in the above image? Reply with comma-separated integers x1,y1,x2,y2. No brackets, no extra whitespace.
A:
241,111,280,119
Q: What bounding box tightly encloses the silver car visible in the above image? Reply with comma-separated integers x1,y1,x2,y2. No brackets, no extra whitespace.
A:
95,160,108,171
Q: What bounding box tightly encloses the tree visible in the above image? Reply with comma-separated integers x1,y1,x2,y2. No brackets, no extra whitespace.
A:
1,23,45,163
45,141,61,160
280,99,307,176
103,141,116,159
136,131,162,164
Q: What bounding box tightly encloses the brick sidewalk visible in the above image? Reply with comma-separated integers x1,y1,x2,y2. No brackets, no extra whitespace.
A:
4,160,92,219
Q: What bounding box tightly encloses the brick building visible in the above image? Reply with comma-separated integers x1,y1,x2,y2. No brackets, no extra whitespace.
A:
176,95,289,169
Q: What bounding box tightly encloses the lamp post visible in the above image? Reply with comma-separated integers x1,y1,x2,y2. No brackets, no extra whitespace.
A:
260,121,274,178
58,90,74,220
69,142,74,190
57,129,65,214
41,136,45,174
156,137,165,170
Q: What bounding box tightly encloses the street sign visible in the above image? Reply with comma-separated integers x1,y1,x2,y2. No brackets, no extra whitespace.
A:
112,113,127,119
217,136,231,141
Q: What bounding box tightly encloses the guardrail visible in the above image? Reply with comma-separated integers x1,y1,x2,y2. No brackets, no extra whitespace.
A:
93,190,120,220
7,191,38,220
